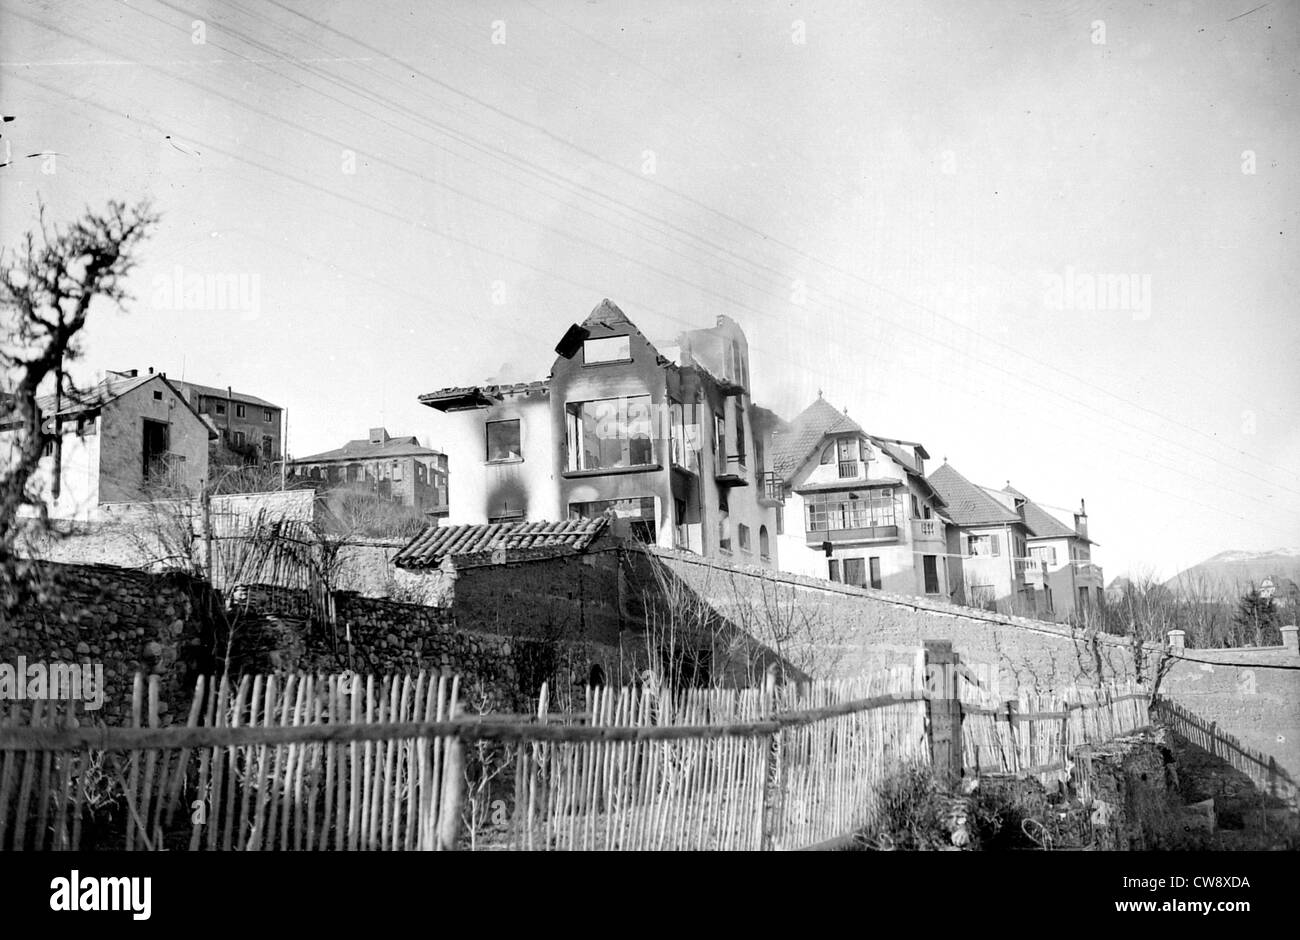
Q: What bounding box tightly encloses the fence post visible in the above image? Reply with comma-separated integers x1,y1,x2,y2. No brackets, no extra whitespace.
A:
924,640,963,783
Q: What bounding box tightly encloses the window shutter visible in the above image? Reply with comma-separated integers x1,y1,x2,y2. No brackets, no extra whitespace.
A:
990,534,1001,556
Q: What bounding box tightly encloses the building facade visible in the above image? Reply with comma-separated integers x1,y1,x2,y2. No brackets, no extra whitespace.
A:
170,378,284,463
1,371,213,520
418,299,780,568
926,462,1038,615
1006,487,1104,619
765,396,953,599
287,427,449,515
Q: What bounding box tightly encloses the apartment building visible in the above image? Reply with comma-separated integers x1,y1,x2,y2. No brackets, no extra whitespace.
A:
417,299,779,567
170,378,284,463
765,395,952,598
288,427,449,515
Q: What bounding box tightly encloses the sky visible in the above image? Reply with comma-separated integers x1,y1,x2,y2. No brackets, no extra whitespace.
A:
2,0,1297,579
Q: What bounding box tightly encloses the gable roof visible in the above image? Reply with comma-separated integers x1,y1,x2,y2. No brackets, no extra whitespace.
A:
393,517,609,569
36,372,155,417
33,373,214,437
769,397,864,479
927,463,1023,527
292,434,444,464
1003,485,1087,541
170,380,281,409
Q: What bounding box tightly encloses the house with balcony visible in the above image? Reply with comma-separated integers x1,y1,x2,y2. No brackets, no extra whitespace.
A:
287,427,449,516
926,462,1040,616
417,299,779,567
764,395,951,598
0,370,214,521
1004,485,1103,619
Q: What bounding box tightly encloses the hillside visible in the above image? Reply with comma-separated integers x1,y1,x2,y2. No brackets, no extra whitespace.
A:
1164,548,1300,598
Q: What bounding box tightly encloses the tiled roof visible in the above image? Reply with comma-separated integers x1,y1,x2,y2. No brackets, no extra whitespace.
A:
170,380,281,409
35,373,154,417
393,517,609,569
927,463,1023,527
1003,486,1083,541
32,374,212,439
293,435,444,464
769,398,864,479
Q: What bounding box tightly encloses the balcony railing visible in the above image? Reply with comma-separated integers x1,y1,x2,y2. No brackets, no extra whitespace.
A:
1016,557,1048,582
911,518,944,541
837,460,860,479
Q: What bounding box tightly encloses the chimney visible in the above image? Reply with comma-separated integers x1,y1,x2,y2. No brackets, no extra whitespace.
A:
1074,498,1089,540
369,427,389,445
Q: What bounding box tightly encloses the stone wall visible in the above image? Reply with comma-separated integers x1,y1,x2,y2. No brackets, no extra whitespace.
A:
638,547,1300,788
1159,644,1300,802
0,562,219,726
638,547,1142,693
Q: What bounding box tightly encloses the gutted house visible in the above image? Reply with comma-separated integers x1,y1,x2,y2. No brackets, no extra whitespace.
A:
418,299,780,568
1,370,213,520
764,395,951,598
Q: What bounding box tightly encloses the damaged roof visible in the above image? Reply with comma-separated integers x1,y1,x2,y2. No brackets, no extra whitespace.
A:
393,517,609,568
418,380,550,411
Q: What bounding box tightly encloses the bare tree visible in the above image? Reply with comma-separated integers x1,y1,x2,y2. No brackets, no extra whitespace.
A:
0,199,159,601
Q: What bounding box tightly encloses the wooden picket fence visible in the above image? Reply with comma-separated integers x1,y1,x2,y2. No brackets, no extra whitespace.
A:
489,666,929,851
0,662,1151,852
960,681,1150,787
0,671,465,851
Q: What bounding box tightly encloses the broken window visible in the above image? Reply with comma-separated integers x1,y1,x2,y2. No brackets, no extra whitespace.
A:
583,335,631,364
565,396,654,471
236,404,246,418
485,419,521,462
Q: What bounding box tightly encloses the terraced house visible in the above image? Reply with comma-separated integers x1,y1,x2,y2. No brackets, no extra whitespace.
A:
418,299,780,568
926,462,1035,614
764,395,952,599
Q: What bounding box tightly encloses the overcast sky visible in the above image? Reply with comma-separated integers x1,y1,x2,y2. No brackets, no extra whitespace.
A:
3,0,1297,579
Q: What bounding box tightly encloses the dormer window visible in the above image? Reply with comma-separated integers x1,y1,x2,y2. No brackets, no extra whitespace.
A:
583,335,631,364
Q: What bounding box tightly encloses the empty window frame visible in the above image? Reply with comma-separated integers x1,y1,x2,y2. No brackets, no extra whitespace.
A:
485,419,522,462
565,396,654,471
583,335,631,364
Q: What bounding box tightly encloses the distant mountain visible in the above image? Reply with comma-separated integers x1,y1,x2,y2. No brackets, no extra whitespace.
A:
1164,549,1300,599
